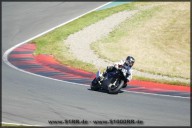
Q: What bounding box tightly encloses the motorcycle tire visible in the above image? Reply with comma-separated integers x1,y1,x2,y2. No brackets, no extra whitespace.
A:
91,78,100,91
108,80,124,94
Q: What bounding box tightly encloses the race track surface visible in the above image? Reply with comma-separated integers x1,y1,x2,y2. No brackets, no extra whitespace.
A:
8,43,190,98
2,2,190,126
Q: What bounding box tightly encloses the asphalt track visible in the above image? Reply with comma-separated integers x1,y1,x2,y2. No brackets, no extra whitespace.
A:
2,2,190,126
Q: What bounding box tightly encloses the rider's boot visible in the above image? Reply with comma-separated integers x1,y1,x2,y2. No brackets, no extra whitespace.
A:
122,80,128,88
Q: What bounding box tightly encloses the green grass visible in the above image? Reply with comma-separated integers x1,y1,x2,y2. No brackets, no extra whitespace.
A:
91,4,161,62
31,2,190,86
32,2,144,73
32,2,159,73
91,2,190,81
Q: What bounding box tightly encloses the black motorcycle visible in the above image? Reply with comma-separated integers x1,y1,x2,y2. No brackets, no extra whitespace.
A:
91,66,128,94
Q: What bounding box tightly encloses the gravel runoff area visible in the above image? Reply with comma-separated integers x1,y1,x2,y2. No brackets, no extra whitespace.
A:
65,3,189,84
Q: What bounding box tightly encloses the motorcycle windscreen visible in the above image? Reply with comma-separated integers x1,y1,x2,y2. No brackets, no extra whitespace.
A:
96,70,101,78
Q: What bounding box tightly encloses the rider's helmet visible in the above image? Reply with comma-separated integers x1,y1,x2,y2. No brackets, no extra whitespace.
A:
125,56,135,67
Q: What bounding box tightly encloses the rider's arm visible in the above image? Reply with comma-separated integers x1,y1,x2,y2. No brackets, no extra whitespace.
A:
127,69,133,82
114,60,124,69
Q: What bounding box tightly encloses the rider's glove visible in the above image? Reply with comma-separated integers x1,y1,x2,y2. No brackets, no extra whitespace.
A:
114,64,119,69
119,65,123,68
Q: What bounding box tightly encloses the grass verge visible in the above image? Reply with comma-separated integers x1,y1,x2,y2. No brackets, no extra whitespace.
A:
91,2,190,80
32,2,145,73
31,2,190,86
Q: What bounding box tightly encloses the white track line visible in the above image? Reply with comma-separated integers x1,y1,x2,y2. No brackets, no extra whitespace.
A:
123,90,190,99
2,2,113,126
2,1,113,64
2,122,42,126
2,1,113,87
2,2,189,126
2,0,189,112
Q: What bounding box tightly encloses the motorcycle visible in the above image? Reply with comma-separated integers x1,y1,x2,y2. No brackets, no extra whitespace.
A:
90,65,128,94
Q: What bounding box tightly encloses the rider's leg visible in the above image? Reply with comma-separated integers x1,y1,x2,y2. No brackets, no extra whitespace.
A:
98,66,114,82
122,79,128,88
103,66,115,76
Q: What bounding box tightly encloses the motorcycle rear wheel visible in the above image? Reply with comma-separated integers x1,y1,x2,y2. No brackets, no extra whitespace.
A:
108,79,124,94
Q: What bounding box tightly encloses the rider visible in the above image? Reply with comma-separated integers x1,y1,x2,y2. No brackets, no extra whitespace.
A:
98,56,135,88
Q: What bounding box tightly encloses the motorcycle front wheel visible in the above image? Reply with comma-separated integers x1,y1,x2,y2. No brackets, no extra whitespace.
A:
91,78,100,91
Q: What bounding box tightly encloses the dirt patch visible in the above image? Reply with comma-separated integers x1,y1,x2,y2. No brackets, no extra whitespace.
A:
64,2,190,84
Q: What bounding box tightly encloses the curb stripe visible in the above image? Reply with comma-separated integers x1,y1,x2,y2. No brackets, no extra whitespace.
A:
2,5,190,120
6,43,190,98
